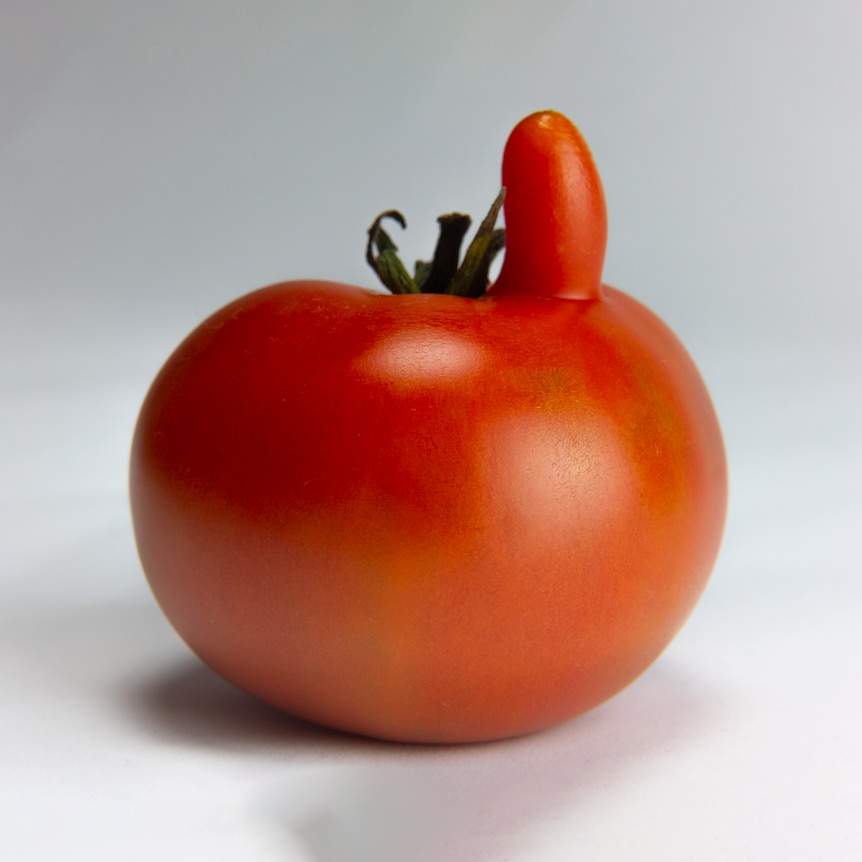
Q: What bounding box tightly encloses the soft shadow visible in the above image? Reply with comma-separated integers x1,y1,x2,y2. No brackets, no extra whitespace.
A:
4,588,721,861
126,658,395,757
257,661,718,862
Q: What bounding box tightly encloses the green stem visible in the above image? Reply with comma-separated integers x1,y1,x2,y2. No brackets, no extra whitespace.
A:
448,189,506,298
366,211,419,295
366,190,506,298
417,214,472,294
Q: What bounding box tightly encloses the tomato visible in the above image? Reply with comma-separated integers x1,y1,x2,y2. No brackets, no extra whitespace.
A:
130,111,727,744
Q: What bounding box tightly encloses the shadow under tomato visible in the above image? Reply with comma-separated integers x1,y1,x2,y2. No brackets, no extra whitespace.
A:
4,580,719,862
127,656,398,757
116,606,718,862
253,660,716,862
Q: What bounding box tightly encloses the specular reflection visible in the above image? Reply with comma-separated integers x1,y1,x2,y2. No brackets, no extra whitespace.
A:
353,327,486,387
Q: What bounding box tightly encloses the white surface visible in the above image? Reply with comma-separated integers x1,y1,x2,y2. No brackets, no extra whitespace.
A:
2,2,861,859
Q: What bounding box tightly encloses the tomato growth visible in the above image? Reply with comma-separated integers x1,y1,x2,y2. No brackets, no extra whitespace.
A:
130,111,727,743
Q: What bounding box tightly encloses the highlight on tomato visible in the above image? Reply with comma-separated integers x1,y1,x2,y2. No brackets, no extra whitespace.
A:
130,110,727,744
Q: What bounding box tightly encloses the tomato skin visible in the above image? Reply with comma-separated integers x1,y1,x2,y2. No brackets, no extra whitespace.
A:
490,110,607,300
130,280,726,743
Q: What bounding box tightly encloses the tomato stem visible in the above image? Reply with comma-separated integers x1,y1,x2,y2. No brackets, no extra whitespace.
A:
366,190,506,298
448,189,506,298
365,211,419,295
417,213,471,294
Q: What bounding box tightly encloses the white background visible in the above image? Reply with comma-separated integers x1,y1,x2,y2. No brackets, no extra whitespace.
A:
2,2,861,859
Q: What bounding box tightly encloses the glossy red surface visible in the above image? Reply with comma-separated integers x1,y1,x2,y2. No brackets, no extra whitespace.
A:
130,279,726,742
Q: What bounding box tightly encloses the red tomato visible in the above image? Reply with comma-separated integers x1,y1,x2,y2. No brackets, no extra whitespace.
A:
130,111,726,743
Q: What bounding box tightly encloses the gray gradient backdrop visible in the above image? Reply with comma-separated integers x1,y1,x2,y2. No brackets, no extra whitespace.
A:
2,2,860,859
